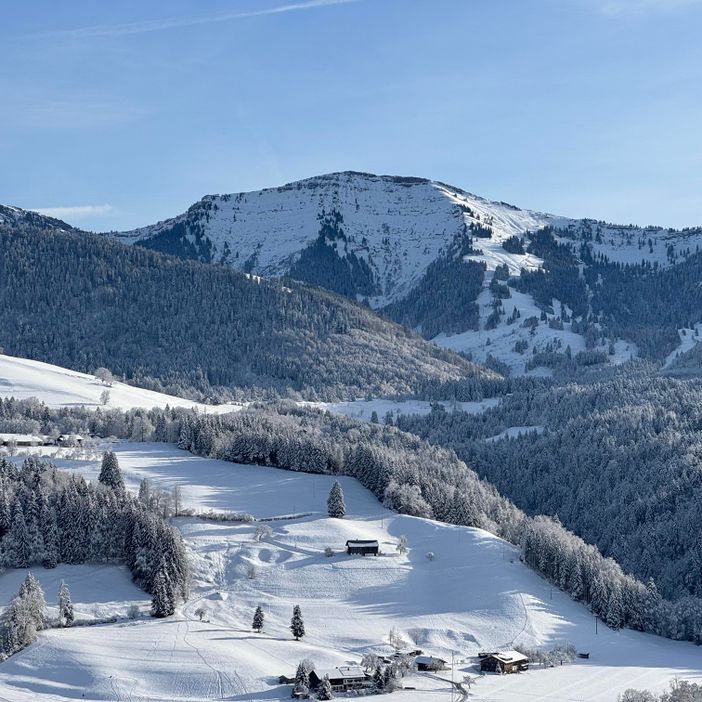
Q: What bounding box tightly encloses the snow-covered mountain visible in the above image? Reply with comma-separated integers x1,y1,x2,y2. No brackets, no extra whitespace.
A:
107,171,702,374
112,171,566,307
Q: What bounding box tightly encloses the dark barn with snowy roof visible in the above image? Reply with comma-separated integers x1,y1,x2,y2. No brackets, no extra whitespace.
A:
346,539,379,556
479,650,529,674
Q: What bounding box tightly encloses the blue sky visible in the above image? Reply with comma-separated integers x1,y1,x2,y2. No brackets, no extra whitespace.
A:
2,0,701,231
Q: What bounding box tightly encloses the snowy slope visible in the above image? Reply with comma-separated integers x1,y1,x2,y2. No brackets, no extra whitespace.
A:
0,442,700,702
0,353,243,413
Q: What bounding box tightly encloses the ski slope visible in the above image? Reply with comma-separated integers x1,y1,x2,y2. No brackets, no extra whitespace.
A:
0,443,700,701
0,354,243,413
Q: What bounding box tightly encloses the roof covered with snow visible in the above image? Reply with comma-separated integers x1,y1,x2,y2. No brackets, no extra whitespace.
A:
314,665,367,681
491,650,529,664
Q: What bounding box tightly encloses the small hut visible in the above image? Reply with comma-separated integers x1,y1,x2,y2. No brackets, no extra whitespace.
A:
345,539,379,556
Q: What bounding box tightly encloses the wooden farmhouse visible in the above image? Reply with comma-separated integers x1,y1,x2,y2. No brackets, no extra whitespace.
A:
479,650,529,674
345,539,379,556
308,665,372,692
415,655,448,671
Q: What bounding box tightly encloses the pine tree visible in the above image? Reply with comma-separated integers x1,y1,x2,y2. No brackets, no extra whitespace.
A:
0,493,12,539
327,481,346,519
294,661,310,687
252,605,264,633
292,660,310,698
290,604,305,640
138,478,151,506
606,586,623,630
19,572,46,629
40,503,59,569
98,451,125,492
150,566,175,618
1,572,48,653
58,580,74,627
317,674,334,700
6,501,31,568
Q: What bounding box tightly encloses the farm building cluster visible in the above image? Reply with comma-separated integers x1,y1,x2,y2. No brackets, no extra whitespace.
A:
282,647,531,697
0,433,84,448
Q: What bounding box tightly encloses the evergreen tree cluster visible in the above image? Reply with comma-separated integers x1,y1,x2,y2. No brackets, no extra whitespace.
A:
514,223,702,362
0,455,188,610
383,255,484,339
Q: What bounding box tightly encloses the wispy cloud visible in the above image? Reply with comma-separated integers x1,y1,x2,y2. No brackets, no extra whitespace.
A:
39,0,358,39
0,89,150,130
594,0,702,17
32,204,115,221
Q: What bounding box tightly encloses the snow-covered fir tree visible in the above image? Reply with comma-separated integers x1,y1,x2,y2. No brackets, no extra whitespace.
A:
252,605,264,633
6,500,31,568
0,572,46,656
98,451,124,492
372,666,385,692
138,477,151,506
290,604,305,640
327,481,346,518
317,674,334,700
292,660,310,698
58,580,74,627
150,566,175,618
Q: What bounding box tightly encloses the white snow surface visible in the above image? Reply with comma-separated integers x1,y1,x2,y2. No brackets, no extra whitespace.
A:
0,442,700,701
485,426,545,443
0,354,244,413
302,397,500,422
663,324,702,368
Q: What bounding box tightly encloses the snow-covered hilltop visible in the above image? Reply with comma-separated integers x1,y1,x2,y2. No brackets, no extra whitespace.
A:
112,171,565,307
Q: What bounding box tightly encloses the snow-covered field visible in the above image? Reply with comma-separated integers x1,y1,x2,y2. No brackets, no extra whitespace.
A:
303,397,500,423
0,354,244,413
0,353,500,426
0,443,700,701
485,426,545,443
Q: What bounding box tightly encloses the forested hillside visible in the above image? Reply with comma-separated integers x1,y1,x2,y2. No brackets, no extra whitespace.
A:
517,225,702,361
0,222,489,401
397,367,702,605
